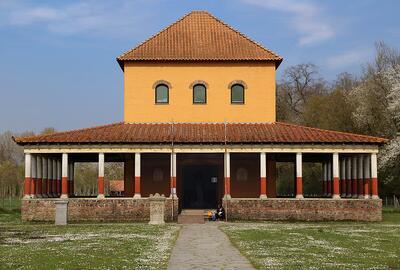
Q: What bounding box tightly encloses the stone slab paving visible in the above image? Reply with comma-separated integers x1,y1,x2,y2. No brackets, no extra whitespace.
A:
168,223,254,270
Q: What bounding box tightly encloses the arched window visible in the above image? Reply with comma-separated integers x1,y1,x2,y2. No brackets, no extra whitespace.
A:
193,84,207,104
231,84,245,104
155,84,169,104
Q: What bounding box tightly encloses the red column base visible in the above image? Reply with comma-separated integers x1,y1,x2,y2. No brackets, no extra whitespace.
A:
97,176,104,198
332,177,340,199
30,178,36,196
352,179,358,198
224,177,231,198
371,178,378,199
296,177,303,199
260,177,267,198
61,177,68,198
24,177,31,197
37,178,42,196
170,176,177,197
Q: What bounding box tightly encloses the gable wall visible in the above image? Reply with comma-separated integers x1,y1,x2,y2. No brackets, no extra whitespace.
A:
124,61,276,123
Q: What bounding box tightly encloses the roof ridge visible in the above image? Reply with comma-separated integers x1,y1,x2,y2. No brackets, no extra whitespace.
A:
204,11,282,60
117,10,282,63
275,121,388,142
117,11,194,61
14,122,124,142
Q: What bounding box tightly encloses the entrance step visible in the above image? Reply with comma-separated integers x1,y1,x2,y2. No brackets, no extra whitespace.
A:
178,209,206,224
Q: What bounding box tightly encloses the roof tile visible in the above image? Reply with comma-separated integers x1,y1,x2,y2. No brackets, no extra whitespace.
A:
117,11,282,64
14,122,388,145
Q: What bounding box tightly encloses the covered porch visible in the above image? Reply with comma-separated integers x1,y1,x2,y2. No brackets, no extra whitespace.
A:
20,144,382,222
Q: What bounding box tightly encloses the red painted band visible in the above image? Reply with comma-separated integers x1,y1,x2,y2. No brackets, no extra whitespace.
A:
371,178,378,196
260,177,267,195
61,177,68,195
30,178,36,195
296,177,303,195
98,176,104,194
37,178,42,195
134,176,141,194
24,177,31,195
333,177,340,195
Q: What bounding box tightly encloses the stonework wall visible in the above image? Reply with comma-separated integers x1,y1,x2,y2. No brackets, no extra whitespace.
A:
22,198,179,222
223,198,382,221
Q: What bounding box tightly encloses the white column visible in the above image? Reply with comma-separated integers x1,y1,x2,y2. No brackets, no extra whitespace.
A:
295,152,303,199
323,162,328,196
340,158,346,197
36,156,42,197
47,158,53,197
224,152,231,199
133,152,141,199
351,156,358,198
97,153,105,199
332,152,340,199
363,155,371,199
31,155,37,198
371,153,379,199
327,161,332,196
57,158,61,196
24,153,32,198
60,153,68,199
260,152,267,199
346,157,352,197
42,157,48,197
170,152,177,198
68,163,73,196
357,155,364,199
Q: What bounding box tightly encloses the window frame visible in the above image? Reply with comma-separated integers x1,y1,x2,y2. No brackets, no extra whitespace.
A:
192,83,207,104
230,84,245,104
155,84,169,104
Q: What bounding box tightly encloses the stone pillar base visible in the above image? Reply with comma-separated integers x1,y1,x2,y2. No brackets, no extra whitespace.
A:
332,194,341,200
372,195,379,200
259,194,268,200
97,194,105,199
149,193,166,225
55,200,68,225
133,193,141,199
295,194,304,199
60,194,68,199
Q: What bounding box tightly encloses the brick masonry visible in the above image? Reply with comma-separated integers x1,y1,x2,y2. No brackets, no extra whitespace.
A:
21,197,179,222
223,198,382,221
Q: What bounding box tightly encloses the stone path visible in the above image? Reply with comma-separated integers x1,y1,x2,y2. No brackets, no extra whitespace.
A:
168,223,254,270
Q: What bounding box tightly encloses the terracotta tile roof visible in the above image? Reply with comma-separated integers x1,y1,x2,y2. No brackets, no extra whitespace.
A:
117,11,282,66
14,122,387,145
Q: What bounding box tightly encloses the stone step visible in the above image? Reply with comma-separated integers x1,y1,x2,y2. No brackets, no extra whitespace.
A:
178,209,210,224
177,214,205,224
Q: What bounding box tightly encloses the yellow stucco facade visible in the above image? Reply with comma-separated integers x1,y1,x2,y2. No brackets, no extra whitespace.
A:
124,62,276,123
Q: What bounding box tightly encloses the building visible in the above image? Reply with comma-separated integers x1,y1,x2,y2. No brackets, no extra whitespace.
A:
15,11,386,222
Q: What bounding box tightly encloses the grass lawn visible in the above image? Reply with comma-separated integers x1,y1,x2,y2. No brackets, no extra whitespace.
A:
0,209,180,270
221,209,400,270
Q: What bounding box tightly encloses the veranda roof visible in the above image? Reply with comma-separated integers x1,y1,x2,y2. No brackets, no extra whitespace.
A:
14,122,387,145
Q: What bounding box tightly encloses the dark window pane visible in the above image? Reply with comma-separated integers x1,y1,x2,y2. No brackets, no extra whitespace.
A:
156,85,168,103
193,84,206,104
231,84,244,103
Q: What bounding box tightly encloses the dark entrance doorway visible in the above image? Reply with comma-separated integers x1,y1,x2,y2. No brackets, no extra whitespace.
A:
182,165,219,209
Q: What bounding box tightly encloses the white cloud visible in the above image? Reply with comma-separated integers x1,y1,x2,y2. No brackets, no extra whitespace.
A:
241,0,334,46
325,48,372,69
0,0,157,37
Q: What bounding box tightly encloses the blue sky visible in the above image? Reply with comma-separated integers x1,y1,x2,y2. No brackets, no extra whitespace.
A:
0,0,399,133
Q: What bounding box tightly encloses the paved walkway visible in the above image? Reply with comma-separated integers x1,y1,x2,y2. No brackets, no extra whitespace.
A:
168,223,254,270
